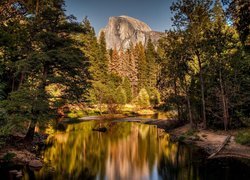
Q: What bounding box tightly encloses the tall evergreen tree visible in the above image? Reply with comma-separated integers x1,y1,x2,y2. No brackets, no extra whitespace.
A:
134,42,147,92
145,38,158,89
0,0,90,140
171,0,213,128
204,0,242,130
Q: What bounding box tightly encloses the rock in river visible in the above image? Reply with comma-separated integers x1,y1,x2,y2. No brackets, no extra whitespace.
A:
92,127,108,132
28,159,43,169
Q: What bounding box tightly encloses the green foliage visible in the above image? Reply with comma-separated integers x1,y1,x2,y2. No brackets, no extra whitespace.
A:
0,0,248,136
148,88,161,106
146,39,158,89
224,0,250,44
135,43,147,90
0,0,90,139
122,77,132,103
157,0,250,129
178,135,186,142
3,153,16,162
0,107,13,136
236,130,250,146
116,86,127,105
68,110,85,118
137,88,150,108
0,78,6,100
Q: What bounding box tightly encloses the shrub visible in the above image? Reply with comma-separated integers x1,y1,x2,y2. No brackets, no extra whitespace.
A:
3,153,16,162
137,88,150,108
67,112,78,118
236,130,250,146
116,87,127,105
149,88,161,106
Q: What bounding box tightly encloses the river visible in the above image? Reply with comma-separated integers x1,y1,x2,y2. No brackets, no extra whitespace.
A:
1,119,250,180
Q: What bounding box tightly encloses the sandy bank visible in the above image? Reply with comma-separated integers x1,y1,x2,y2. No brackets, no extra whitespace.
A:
168,124,250,159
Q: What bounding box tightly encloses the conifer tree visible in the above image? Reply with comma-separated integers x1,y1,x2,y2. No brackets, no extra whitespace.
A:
126,45,138,97
109,47,120,74
134,42,147,92
0,0,89,140
171,0,213,128
146,39,157,88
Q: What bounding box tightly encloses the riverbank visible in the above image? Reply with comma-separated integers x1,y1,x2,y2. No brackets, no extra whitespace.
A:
1,115,249,178
65,115,250,160
0,133,46,174
167,124,250,159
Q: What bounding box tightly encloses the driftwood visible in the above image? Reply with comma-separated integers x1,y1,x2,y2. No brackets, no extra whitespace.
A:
208,135,231,159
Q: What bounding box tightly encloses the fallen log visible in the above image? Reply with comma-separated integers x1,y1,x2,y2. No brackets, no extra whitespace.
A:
208,135,231,159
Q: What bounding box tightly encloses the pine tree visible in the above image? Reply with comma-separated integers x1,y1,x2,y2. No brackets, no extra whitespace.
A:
146,38,157,89
0,0,90,140
134,42,147,92
204,0,242,130
87,30,109,108
126,45,138,97
137,88,150,108
224,0,250,44
122,77,133,103
109,47,120,75
171,0,213,128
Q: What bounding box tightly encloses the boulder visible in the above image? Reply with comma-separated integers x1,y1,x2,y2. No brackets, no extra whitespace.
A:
28,159,43,169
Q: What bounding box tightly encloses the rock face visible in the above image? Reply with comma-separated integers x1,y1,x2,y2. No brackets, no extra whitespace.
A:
99,16,164,50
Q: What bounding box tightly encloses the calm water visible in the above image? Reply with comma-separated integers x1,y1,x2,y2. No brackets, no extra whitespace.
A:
1,120,250,180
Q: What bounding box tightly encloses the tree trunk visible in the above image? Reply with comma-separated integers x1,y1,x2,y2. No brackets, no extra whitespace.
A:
196,51,206,129
35,0,39,16
187,94,194,129
11,75,15,92
219,68,229,130
18,72,24,89
183,78,193,128
99,93,103,115
173,79,180,121
24,119,37,142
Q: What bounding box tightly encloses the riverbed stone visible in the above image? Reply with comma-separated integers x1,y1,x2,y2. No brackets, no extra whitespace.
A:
28,159,43,169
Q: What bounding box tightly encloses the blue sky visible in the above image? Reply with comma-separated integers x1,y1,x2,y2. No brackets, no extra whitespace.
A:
64,0,175,34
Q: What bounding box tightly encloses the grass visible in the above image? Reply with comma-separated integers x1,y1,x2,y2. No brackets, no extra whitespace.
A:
178,129,200,142
67,109,100,118
136,109,155,115
66,104,157,118
236,130,250,146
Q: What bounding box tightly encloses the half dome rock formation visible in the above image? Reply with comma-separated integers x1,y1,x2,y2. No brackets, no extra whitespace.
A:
99,16,164,50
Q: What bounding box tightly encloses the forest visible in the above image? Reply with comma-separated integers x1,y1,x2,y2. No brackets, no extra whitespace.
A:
0,0,250,179
0,0,249,151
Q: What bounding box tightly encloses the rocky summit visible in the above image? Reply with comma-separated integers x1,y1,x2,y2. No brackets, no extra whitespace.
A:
99,16,164,50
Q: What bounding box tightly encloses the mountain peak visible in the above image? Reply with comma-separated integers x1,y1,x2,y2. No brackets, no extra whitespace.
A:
100,16,164,50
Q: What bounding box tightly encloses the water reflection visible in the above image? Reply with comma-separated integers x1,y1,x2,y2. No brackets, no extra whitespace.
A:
22,121,250,180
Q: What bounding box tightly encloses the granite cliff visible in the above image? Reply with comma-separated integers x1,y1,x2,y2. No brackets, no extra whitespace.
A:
99,16,164,50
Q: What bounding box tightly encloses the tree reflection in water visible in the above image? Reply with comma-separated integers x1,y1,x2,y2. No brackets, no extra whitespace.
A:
23,121,250,180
